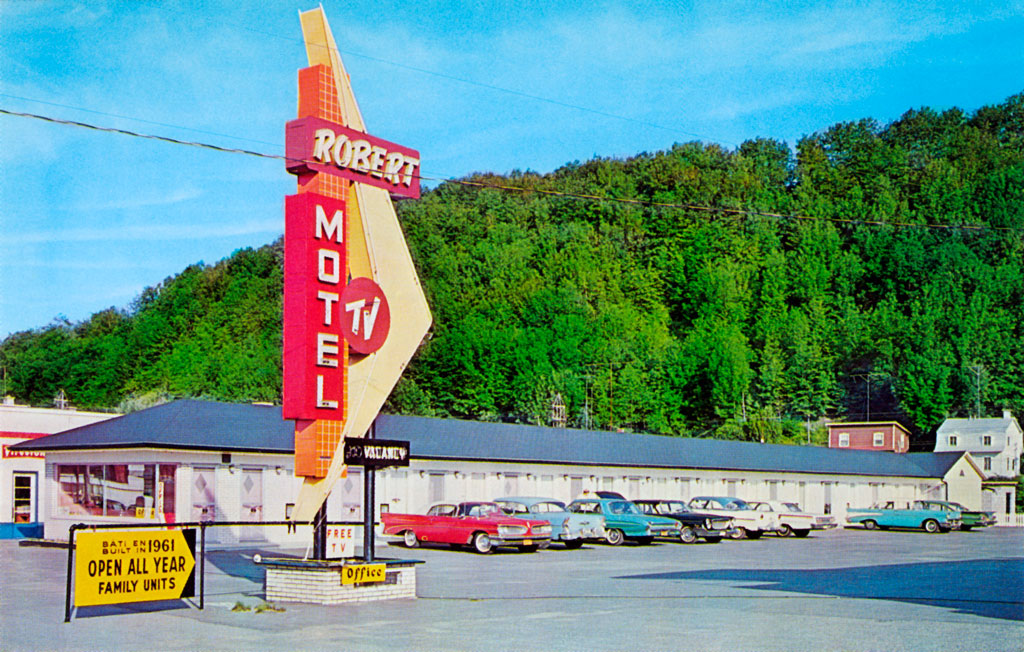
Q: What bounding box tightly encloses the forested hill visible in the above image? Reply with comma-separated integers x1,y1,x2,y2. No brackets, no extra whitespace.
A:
3,94,1023,447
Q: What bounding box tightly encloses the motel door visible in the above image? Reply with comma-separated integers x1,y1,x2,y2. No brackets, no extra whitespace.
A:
12,472,36,523
191,467,217,522
240,468,264,541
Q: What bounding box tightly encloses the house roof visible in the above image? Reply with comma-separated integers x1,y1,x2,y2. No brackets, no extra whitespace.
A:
10,399,292,454
13,399,969,479
936,416,1022,437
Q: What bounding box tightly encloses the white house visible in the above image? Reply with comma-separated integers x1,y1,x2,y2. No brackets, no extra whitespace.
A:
935,410,1022,515
0,397,118,538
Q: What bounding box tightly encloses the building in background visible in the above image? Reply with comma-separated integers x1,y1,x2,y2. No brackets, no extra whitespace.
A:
827,421,912,453
935,410,1022,515
0,396,117,538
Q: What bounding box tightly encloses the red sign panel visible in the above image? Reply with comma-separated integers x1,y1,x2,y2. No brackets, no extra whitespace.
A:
339,277,391,355
286,116,421,199
2,445,44,459
283,192,348,421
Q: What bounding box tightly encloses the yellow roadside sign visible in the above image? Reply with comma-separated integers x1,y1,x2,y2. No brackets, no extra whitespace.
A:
75,529,196,607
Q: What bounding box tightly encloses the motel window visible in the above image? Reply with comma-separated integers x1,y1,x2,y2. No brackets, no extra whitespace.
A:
428,473,446,503
949,436,958,446
983,436,992,446
57,464,177,519
983,457,992,471
838,433,849,447
873,432,885,447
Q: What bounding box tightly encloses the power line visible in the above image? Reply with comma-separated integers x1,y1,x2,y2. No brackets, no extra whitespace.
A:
2,107,1018,235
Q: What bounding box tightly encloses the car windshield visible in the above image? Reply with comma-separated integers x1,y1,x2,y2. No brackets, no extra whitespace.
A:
950,503,967,511
462,503,503,517
657,502,688,513
782,503,803,512
605,501,641,515
530,501,567,513
719,499,750,510
568,502,600,514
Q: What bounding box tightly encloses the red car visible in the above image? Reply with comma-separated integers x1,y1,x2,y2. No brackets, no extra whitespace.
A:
382,501,552,553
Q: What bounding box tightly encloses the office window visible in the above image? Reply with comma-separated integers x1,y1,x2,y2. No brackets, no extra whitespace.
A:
983,436,992,446
873,432,884,447
838,433,849,447
983,457,992,471
948,436,958,446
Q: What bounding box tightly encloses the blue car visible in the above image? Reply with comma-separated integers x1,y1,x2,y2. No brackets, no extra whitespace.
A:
496,497,605,548
567,498,680,545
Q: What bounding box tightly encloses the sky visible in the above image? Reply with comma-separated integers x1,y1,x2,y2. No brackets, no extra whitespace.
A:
1,0,1022,338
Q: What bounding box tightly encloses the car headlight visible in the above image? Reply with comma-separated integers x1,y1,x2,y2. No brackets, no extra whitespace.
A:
497,524,527,537
532,524,551,535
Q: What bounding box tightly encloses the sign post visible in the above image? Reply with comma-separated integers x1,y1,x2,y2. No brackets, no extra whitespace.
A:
71,528,196,611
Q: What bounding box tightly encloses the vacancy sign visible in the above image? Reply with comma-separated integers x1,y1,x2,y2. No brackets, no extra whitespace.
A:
75,529,196,607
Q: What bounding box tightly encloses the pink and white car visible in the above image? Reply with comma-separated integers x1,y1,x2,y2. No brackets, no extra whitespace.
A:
747,500,837,537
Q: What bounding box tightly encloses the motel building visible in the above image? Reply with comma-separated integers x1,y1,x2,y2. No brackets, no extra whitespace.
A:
0,396,118,539
9,399,995,547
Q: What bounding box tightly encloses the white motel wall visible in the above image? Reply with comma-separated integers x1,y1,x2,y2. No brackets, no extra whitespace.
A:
12,400,1004,547
33,449,982,547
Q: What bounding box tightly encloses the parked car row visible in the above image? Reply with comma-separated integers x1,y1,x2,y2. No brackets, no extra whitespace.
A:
846,499,996,533
380,493,837,553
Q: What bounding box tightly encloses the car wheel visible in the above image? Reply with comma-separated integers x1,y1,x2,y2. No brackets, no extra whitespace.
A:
960,525,973,531
923,519,940,533
793,529,810,538
472,532,494,553
746,531,763,540
635,536,654,545
563,539,584,550
703,536,722,544
679,526,698,544
777,524,793,537
862,520,878,530
403,530,419,548
605,529,625,546
730,527,747,540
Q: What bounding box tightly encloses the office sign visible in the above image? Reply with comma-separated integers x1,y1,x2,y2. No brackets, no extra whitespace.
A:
75,529,196,607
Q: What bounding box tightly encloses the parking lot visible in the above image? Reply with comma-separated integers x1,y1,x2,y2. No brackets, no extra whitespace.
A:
2,527,1022,651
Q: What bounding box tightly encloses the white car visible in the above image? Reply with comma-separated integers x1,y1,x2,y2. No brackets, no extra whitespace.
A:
687,496,778,539
747,500,837,537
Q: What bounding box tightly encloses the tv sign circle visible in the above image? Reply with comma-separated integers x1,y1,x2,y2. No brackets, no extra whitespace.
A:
340,277,391,354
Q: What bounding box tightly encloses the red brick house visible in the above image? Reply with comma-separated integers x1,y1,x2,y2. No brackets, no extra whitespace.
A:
827,421,911,453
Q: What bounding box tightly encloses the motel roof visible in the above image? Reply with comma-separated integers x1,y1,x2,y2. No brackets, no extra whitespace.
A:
13,399,967,479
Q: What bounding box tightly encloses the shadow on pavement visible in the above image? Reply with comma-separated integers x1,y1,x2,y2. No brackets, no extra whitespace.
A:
619,558,1024,622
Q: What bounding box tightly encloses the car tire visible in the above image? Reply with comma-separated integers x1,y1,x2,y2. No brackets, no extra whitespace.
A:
563,539,584,550
472,532,494,553
635,536,654,545
777,524,793,537
703,536,722,544
679,526,698,544
863,520,878,530
960,525,973,531
605,529,625,546
923,519,940,533
730,527,747,540
403,530,419,548
746,531,763,540
793,529,810,538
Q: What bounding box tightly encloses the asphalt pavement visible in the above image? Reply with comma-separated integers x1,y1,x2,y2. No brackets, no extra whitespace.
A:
1,527,1022,651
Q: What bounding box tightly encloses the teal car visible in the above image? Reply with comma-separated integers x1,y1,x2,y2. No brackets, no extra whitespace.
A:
847,500,961,533
916,500,996,531
567,498,680,545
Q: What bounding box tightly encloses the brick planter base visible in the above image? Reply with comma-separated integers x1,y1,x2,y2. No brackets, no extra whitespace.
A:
259,558,421,605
